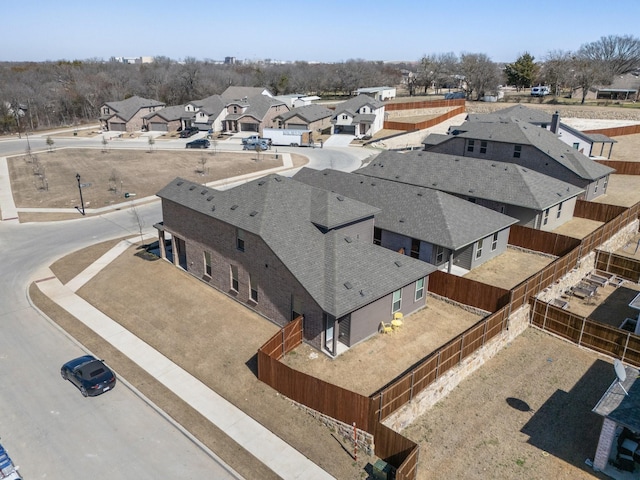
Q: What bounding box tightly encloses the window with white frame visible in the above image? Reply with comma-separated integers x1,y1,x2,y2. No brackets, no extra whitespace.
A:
543,208,549,225
475,238,483,259
392,289,402,313
230,265,239,292
236,228,245,251
467,139,475,152
204,251,212,277
556,202,563,219
250,274,258,302
513,145,522,158
594,179,599,193
491,232,498,251
415,278,425,301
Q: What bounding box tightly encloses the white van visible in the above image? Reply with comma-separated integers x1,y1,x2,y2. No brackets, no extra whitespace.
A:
531,86,550,97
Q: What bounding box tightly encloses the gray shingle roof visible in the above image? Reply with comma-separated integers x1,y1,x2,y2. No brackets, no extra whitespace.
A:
220,86,273,101
592,364,640,432
157,175,434,317
239,94,287,121
333,94,384,117
447,119,615,180
276,104,333,123
466,104,552,124
355,151,585,210
191,94,226,116
143,104,185,121
103,95,165,122
294,167,517,250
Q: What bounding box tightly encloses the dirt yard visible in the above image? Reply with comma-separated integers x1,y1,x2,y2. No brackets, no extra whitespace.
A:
8,148,305,217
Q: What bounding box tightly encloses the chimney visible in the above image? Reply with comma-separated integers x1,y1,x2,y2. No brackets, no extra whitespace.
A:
550,111,560,134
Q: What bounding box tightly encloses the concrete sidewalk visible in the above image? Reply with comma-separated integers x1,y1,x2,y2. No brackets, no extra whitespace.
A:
34,236,334,480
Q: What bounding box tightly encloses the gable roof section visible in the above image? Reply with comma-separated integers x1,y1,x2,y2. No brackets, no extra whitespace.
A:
356,151,585,210
333,94,384,118
191,94,226,116
103,95,165,122
157,175,433,317
276,104,333,123
448,119,615,180
466,104,552,124
143,104,185,121
238,94,287,121
294,167,517,251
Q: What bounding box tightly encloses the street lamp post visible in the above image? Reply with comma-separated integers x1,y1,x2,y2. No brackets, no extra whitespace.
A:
76,173,85,215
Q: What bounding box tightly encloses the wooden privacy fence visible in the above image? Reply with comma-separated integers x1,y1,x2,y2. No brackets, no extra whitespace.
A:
383,98,465,111
509,224,580,256
583,124,640,137
595,160,640,175
595,250,640,282
530,299,640,366
384,106,466,132
574,199,628,223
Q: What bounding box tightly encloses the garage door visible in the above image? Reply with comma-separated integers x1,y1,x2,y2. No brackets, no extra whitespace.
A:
337,125,356,135
240,123,259,132
110,122,126,132
150,122,168,132
287,124,307,130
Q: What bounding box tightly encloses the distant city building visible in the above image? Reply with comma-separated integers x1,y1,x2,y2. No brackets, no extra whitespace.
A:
224,56,236,65
113,56,154,64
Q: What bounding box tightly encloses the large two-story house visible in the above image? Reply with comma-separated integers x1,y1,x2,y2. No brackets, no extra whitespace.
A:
223,94,289,135
356,151,585,232
331,94,385,138
155,175,435,357
424,117,615,200
273,104,333,133
294,167,518,274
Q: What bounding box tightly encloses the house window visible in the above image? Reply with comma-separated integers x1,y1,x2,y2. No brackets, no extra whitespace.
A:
250,274,258,302
342,114,348,120
499,205,506,214
513,145,522,158
230,265,239,292
410,238,420,259
233,106,238,113
557,202,563,219
435,245,445,264
204,251,212,277
603,176,608,192
467,140,475,152
373,227,382,246
236,228,245,251
475,238,483,259
480,141,487,154
491,232,498,251
103,107,110,115
573,142,580,150
543,208,549,225
415,278,425,301
392,289,402,313
594,179,599,193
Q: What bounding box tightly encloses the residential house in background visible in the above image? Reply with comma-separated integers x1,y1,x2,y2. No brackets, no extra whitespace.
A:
425,117,615,200
155,175,435,356
221,85,273,101
355,86,397,101
331,94,385,137
184,94,227,133
356,151,584,232
295,167,517,274
572,71,639,101
99,95,165,132
465,105,617,159
223,94,289,134
143,105,186,132
275,94,321,108
273,104,333,133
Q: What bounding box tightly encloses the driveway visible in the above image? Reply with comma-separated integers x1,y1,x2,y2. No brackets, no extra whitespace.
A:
322,134,356,147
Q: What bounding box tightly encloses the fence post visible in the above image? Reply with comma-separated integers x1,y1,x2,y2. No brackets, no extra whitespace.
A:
379,392,384,422
622,333,630,362
482,318,488,347
435,350,442,378
282,328,286,357
459,333,465,363
410,371,415,402
578,318,586,347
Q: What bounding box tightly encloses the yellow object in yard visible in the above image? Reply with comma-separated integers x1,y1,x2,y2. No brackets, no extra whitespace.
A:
379,321,393,334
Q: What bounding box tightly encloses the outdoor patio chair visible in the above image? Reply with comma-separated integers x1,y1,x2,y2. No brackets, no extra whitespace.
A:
379,321,393,334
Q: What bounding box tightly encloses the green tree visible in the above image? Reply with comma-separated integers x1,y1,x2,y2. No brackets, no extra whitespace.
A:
504,53,539,91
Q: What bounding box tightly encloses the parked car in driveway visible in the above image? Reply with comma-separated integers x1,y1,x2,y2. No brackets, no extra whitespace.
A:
179,126,199,138
61,355,116,397
186,139,210,149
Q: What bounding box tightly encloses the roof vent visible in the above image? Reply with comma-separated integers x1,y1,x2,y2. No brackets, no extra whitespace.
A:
417,192,423,196
345,236,353,243
394,260,403,267
432,182,437,186
176,181,184,186
274,177,282,182
455,158,459,161
189,185,196,191
359,290,365,297
395,175,400,179
258,180,266,186
399,218,405,223
207,195,214,201
211,206,216,211
337,195,344,201
201,189,208,195
491,163,496,167
344,282,353,290
371,182,377,186
469,189,474,193
250,210,258,216
230,205,238,210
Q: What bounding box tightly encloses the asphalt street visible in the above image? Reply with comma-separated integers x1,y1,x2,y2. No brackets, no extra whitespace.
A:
0,130,371,479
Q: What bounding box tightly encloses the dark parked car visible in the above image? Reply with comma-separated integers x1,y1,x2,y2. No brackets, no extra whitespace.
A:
444,91,466,100
61,355,116,397
186,138,210,149
179,126,199,138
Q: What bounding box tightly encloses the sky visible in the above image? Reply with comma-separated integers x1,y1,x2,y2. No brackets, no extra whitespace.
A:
2,0,640,64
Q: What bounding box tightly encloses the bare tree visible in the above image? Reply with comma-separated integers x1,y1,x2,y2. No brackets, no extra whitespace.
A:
570,55,611,104
129,201,146,245
46,135,55,152
147,135,155,153
198,155,208,175
101,136,109,153
108,169,120,193
578,34,640,76
542,50,574,97
459,53,500,100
